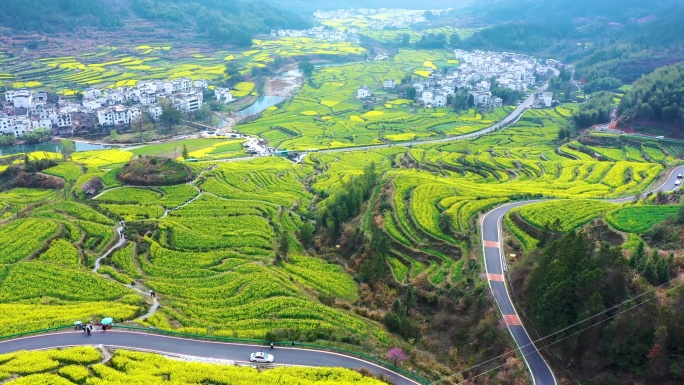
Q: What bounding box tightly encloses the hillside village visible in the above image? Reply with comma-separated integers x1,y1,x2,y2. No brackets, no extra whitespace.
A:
357,49,555,109
0,78,235,138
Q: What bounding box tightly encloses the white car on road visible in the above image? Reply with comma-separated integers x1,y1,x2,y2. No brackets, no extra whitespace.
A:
249,352,274,363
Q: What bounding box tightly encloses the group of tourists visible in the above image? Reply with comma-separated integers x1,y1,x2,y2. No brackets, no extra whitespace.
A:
76,320,111,336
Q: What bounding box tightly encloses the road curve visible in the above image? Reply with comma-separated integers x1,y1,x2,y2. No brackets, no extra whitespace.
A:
480,165,684,385
0,330,421,385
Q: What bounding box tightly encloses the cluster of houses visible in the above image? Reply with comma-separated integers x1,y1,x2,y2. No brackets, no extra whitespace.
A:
357,49,555,109
1,78,236,138
313,9,428,30
271,26,354,42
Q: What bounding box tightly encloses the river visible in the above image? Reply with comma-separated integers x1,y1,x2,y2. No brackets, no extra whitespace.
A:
0,140,112,157
236,95,286,118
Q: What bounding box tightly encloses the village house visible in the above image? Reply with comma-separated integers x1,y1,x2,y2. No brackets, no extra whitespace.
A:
421,91,434,105
383,79,396,90
215,87,234,104
139,92,157,107
97,105,138,126
0,112,34,138
83,88,101,100
433,93,447,108
174,92,203,113
149,105,163,121
356,86,371,100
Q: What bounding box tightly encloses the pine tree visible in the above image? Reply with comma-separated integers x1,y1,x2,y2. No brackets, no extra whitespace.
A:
277,231,290,261
643,260,658,285
656,258,670,285
181,145,189,159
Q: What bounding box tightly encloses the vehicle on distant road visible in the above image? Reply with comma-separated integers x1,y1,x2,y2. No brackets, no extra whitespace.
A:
677,173,683,179
676,180,681,186
249,352,274,363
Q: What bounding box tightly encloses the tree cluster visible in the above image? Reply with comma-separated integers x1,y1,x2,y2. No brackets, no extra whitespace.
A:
573,92,614,128
525,231,683,382
316,162,378,244
619,63,684,132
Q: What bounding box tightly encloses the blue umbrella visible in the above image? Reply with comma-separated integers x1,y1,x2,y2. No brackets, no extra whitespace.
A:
101,317,114,325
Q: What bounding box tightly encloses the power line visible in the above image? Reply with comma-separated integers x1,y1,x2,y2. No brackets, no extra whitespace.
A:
451,279,684,385
432,277,683,385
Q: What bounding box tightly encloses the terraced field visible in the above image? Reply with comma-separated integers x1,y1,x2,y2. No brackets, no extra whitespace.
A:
236,50,518,149
0,37,366,94
0,347,387,385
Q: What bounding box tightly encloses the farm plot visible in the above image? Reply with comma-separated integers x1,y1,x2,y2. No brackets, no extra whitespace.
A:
605,205,680,233
0,348,388,385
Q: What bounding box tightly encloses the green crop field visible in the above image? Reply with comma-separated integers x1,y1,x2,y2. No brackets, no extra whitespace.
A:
235,50,517,149
605,205,680,233
1,32,684,383
0,347,387,385
0,37,366,95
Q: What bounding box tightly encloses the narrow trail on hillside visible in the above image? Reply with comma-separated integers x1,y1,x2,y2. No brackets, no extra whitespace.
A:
91,165,215,322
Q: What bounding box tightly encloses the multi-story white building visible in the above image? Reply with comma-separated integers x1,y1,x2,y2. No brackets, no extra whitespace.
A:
82,99,102,110
175,93,203,113
149,105,163,121
57,112,72,128
139,92,157,106
356,86,371,99
215,87,234,104
421,91,434,105
83,88,101,100
35,91,49,103
0,114,35,138
7,90,35,109
97,105,134,126
433,93,447,108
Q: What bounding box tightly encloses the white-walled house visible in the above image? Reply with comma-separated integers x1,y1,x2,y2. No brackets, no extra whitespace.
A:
175,92,203,113
433,93,447,107
541,92,553,107
97,105,134,126
383,79,396,90
10,90,35,109
356,86,371,99
82,99,101,110
215,87,234,104
469,91,491,107
139,92,157,106
421,91,434,105
83,88,101,100
0,114,35,138
149,105,163,121
57,112,72,128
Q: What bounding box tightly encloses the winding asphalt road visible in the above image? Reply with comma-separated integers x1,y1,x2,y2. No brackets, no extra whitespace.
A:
0,330,421,385
480,165,684,385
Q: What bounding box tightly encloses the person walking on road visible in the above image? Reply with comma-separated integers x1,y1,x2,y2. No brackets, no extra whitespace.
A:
86,326,91,336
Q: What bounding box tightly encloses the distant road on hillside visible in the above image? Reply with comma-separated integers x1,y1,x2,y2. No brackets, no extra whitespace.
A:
479,164,684,385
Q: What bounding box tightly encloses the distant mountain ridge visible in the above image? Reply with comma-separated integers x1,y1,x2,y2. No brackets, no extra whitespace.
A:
0,0,311,47
473,0,681,23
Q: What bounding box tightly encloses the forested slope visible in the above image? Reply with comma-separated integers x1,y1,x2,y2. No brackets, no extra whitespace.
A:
0,0,310,46
618,63,684,135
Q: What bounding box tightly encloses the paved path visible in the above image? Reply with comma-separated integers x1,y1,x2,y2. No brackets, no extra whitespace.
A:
480,165,684,385
0,331,421,385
